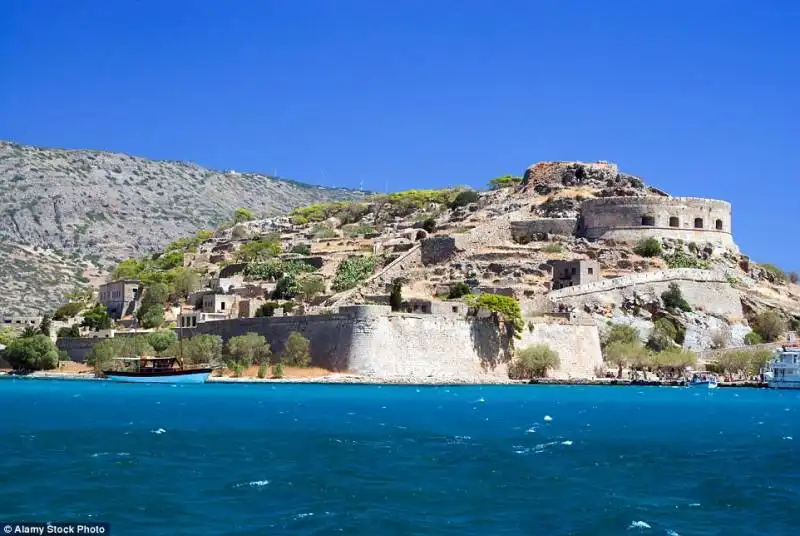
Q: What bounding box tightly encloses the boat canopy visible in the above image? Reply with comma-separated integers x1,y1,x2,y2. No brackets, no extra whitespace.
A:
113,356,176,361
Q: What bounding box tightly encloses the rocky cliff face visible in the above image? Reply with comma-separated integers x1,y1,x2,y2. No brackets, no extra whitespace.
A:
0,140,362,315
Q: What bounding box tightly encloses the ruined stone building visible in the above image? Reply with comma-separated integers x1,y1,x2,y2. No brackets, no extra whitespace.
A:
98,279,141,319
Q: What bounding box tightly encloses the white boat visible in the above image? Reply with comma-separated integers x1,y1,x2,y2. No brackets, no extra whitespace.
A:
688,372,719,389
104,357,212,384
766,344,800,389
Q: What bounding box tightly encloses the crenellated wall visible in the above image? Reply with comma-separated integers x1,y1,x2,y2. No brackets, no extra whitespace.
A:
579,197,737,250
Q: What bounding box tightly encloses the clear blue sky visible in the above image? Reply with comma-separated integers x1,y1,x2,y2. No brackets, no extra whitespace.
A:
1,1,798,269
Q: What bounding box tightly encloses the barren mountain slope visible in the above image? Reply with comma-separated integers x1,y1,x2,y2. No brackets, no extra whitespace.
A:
0,140,362,315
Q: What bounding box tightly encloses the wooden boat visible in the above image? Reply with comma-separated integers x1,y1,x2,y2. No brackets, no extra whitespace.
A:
688,372,718,389
103,356,212,384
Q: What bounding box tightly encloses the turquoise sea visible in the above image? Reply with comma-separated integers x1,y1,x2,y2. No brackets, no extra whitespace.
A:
1,380,798,535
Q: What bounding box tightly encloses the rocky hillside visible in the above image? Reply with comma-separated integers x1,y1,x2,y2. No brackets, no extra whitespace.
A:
0,140,362,315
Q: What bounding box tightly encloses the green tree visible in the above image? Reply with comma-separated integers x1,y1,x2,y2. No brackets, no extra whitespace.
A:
53,302,85,320
57,325,80,338
81,304,112,331
744,331,763,345
183,334,223,365
466,293,524,338
237,239,282,262
447,282,472,300
136,283,169,328
117,336,155,357
86,339,121,375
233,208,255,223
112,258,142,279
751,310,787,342
273,362,284,378
647,319,678,352
0,326,19,346
227,332,271,366
147,331,178,354
633,237,662,257
449,190,480,208
602,323,640,348
39,313,52,336
511,344,561,379
273,273,299,300
139,308,164,329
280,332,311,367
4,335,59,371
297,275,326,302
21,326,38,338
661,283,692,312
169,267,200,299
255,302,279,317
390,279,403,311
421,218,437,233
604,341,648,378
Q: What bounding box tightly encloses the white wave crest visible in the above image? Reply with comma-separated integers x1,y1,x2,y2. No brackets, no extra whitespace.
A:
150,428,167,435
544,415,553,421
628,520,651,530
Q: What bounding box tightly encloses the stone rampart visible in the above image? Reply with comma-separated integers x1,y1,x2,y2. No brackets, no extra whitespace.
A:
549,269,742,318
580,197,737,250
518,321,603,379
510,219,578,243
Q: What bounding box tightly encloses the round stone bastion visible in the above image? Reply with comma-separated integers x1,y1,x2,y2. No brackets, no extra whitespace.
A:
579,196,737,251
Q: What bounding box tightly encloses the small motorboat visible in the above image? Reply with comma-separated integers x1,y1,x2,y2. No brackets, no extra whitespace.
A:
103,356,212,384
688,372,718,389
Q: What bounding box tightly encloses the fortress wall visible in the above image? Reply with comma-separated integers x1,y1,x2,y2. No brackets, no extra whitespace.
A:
510,219,578,242
518,321,604,379
580,197,737,250
57,305,605,380
185,314,355,371
549,269,742,318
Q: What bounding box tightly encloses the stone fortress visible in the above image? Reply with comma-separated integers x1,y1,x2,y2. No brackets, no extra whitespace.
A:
579,196,736,251
513,161,737,252
59,159,767,382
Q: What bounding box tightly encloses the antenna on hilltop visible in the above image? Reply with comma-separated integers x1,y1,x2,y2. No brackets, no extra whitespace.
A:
359,179,363,192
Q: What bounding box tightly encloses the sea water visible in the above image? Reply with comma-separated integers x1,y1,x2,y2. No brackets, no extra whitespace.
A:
1,380,798,535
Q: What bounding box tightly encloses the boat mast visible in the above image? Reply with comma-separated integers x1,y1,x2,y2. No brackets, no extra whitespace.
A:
178,310,185,370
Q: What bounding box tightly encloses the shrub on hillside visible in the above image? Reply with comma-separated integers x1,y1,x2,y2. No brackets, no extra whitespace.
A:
81,304,113,331
663,250,709,269
447,282,472,300
488,175,523,190
273,274,299,300
297,275,326,301
510,345,560,379
332,256,377,292
290,243,311,255
751,310,786,342
661,283,692,312
759,263,788,284
449,190,480,208
744,331,763,345
421,218,437,234
57,325,80,338
233,208,255,223
542,243,563,253
53,301,85,320
633,237,662,257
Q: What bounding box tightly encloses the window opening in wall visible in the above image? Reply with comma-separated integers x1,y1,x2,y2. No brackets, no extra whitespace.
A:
588,267,594,275
715,219,723,230
452,306,458,313
669,216,679,228
641,215,655,226
694,218,704,229
221,302,226,310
